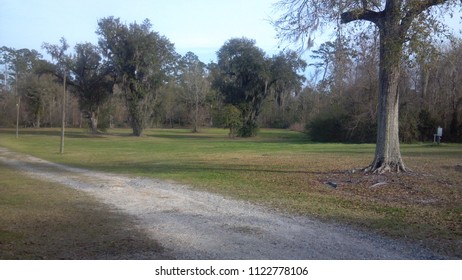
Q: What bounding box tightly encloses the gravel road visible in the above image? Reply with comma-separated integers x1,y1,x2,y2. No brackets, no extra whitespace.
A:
0,147,441,259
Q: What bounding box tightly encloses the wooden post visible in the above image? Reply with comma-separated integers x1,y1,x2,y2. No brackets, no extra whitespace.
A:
60,72,66,154
16,96,20,138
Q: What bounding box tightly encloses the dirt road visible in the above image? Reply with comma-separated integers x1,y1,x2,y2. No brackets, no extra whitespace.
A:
0,147,441,259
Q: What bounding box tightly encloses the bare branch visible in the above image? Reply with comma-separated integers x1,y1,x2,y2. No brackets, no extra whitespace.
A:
401,0,449,34
341,9,383,25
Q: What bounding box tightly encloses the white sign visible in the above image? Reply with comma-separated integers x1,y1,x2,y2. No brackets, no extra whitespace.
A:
437,127,443,137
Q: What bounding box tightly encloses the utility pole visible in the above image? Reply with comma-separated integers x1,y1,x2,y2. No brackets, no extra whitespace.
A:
16,96,20,139
15,70,19,139
42,37,69,154
60,71,66,154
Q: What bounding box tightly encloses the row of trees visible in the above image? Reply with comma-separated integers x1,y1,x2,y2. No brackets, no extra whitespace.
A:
259,33,462,144
1,20,461,144
0,17,305,138
1,11,461,150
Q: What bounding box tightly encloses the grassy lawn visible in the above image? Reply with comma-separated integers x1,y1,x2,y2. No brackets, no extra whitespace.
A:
1,127,461,258
0,162,165,259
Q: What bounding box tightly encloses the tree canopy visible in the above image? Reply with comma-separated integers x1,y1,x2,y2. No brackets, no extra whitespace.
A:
214,38,306,137
97,17,177,136
70,42,115,133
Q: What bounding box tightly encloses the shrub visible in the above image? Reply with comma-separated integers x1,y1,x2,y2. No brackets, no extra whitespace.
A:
223,105,242,138
307,112,348,142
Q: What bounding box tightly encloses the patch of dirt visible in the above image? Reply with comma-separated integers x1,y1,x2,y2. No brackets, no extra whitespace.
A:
0,147,443,259
319,169,460,206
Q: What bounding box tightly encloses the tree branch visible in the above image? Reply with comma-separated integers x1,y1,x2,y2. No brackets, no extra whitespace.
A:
341,9,383,25
401,0,449,36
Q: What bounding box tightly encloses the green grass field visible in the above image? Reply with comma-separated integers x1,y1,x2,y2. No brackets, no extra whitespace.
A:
1,128,461,258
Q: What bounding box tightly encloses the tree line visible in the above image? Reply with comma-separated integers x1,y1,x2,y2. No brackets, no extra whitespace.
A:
0,17,305,138
284,33,462,144
1,14,461,144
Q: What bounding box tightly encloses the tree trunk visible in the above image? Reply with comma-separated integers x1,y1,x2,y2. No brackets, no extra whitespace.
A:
129,108,143,136
35,113,41,128
126,87,144,137
192,94,199,133
366,25,407,173
90,111,98,134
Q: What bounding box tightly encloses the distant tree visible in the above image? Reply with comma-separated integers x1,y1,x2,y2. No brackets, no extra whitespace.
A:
20,73,45,127
70,43,115,134
214,38,270,137
274,0,461,173
0,47,43,82
430,38,462,142
179,52,210,133
0,47,49,127
310,37,356,95
269,50,306,126
97,17,177,136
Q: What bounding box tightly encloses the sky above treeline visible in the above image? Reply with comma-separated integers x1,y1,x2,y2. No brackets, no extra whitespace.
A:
0,0,285,63
1,0,461,68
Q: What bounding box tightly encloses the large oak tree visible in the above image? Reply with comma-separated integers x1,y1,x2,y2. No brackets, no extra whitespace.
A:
214,38,270,137
70,43,115,134
274,0,460,173
97,17,177,136
214,38,306,137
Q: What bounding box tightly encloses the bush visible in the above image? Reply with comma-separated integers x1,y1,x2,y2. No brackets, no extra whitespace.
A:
307,112,348,142
238,121,259,137
223,105,242,138
417,109,437,142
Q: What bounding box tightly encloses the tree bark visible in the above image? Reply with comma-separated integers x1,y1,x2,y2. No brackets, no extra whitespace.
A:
366,21,407,173
125,81,144,137
35,113,41,128
128,104,143,137
90,111,99,134
60,74,66,154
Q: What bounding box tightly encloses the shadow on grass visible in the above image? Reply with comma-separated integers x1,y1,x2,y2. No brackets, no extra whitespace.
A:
0,128,108,139
68,160,328,178
0,163,168,260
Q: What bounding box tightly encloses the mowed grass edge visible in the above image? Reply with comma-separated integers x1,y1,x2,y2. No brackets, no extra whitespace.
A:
1,128,461,258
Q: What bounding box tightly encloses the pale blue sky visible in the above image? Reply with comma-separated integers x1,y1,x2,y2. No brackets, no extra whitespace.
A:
0,0,283,63
1,0,460,65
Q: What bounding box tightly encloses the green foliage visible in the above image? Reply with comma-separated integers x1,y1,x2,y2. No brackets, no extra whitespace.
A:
239,122,259,137
42,37,70,77
223,105,242,138
399,114,419,144
213,38,269,137
269,50,306,104
97,17,177,136
307,111,348,142
1,46,53,128
213,39,306,138
417,109,437,142
70,43,114,133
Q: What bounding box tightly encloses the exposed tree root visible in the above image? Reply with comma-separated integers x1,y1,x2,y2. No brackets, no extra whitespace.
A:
364,159,411,174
